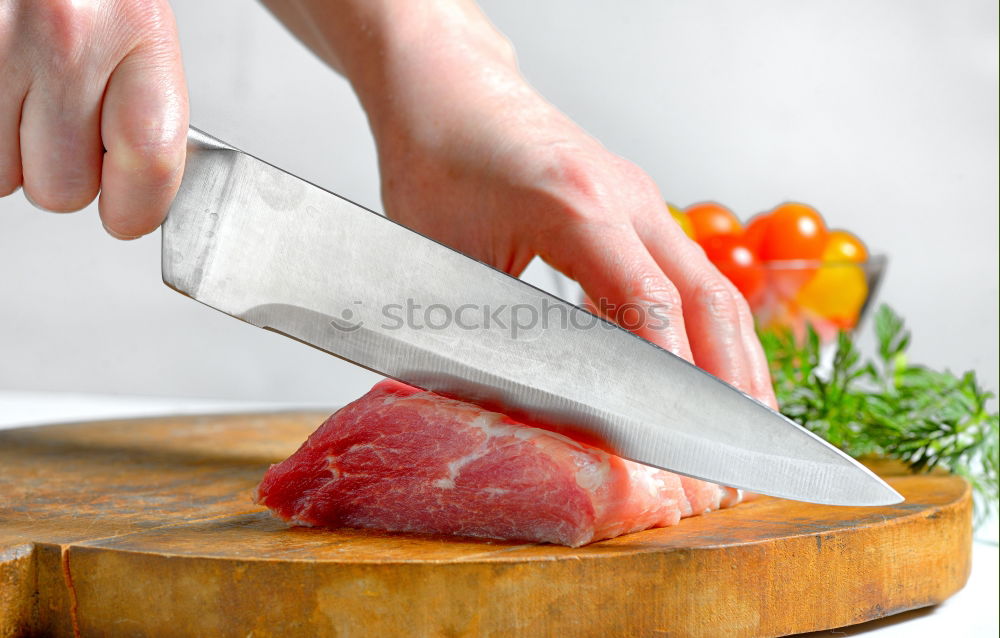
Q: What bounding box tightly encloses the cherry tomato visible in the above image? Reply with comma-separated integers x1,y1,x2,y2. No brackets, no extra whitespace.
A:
684,202,742,243
742,213,771,256
796,263,868,327
701,234,766,304
757,202,828,297
758,202,828,262
793,228,870,327
666,202,696,239
822,229,868,263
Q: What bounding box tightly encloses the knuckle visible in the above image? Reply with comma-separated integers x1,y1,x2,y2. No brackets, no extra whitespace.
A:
534,143,609,223
137,143,184,186
619,273,686,347
543,143,599,191
32,0,96,67
114,123,186,186
491,33,518,68
30,0,175,70
627,271,683,311
603,153,662,202
695,279,742,320
617,158,659,197
733,290,755,323
533,144,663,229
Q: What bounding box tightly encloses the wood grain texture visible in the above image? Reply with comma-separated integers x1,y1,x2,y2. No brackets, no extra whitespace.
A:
0,413,972,638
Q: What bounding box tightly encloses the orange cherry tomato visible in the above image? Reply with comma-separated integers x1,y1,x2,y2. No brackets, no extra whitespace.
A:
758,202,828,262
684,202,742,243
822,229,868,263
701,234,766,305
666,202,696,239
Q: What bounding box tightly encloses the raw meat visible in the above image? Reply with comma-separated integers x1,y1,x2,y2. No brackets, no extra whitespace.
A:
255,380,747,547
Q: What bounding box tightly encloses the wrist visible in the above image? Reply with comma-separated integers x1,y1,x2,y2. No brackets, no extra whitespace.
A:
264,0,523,145
338,1,520,138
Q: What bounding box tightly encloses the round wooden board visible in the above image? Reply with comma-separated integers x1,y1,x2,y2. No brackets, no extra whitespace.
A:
0,412,972,638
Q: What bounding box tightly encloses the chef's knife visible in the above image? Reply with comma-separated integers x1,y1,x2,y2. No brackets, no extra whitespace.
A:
163,127,902,506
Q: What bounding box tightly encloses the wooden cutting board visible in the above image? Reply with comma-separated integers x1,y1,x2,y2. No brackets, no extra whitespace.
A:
0,412,971,638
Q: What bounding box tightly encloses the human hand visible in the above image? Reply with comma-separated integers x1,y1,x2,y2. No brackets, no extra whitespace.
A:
258,0,775,404
0,0,188,238
360,15,776,405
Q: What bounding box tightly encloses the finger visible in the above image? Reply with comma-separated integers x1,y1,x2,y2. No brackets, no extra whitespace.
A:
637,215,761,396
0,8,24,196
19,86,104,212
16,6,105,212
537,220,694,363
733,288,778,408
0,89,24,197
99,9,187,239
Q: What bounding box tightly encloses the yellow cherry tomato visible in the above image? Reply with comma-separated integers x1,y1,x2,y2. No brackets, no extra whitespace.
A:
667,202,696,239
796,263,868,326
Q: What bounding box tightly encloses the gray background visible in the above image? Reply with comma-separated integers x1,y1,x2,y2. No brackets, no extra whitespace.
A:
1,0,997,407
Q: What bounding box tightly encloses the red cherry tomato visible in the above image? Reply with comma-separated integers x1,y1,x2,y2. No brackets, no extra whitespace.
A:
743,213,771,257
758,202,828,262
701,234,766,304
756,203,828,297
684,202,742,243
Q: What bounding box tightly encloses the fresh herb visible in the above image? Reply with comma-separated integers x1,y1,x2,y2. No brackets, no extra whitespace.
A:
759,304,999,519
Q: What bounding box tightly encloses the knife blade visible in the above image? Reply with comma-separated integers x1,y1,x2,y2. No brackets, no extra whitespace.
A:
162,127,902,506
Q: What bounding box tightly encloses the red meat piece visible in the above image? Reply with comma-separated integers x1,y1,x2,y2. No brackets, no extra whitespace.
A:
255,380,746,546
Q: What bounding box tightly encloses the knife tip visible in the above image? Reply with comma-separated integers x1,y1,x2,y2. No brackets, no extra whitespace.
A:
848,472,905,507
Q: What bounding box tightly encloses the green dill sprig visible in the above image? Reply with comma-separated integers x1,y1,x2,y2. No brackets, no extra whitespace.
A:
759,304,999,519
